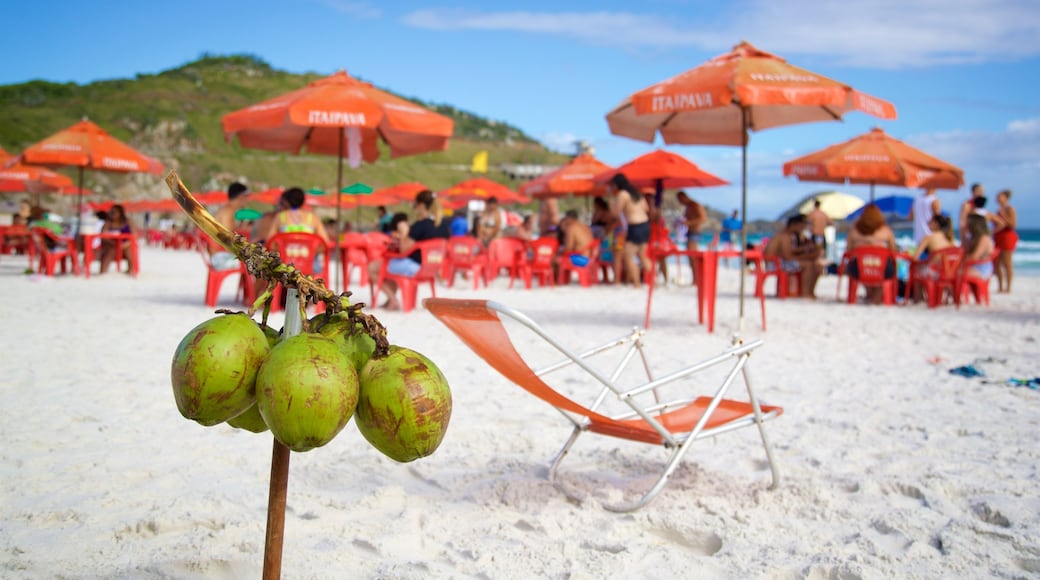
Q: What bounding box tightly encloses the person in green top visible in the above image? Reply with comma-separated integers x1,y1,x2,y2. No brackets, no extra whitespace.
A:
27,205,66,250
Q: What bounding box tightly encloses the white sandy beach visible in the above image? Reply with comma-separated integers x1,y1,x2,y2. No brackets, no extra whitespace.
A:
2,245,1039,579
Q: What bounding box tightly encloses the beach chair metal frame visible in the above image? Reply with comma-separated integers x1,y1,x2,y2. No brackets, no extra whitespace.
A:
425,297,783,512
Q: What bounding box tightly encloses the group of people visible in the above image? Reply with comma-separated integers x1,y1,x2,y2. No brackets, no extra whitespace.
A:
14,200,135,274
765,181,1019,305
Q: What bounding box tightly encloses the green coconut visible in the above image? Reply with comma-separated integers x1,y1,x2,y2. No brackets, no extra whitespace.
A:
170,313,270,426
256,333,359,452
227,402,269,433
313,313,376,371
355,345,452,463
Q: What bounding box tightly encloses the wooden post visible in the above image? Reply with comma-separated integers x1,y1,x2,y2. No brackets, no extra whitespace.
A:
262,289,303,579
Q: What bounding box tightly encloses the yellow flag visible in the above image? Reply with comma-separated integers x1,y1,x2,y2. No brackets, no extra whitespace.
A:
471,150,488,173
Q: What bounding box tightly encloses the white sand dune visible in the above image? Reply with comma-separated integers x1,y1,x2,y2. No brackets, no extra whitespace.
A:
2,246,1038,578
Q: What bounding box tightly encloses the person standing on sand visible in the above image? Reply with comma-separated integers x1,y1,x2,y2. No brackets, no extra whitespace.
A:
988,189,1018,293
806,199,832,251
909,187,941,246
610,173,650,288
676,190,707,285
958,182,984,244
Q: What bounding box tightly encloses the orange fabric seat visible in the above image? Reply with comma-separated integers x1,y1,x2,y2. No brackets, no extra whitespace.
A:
425,297,783,511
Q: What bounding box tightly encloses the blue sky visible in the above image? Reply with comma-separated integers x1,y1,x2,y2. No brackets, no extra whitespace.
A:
2,0,1038,225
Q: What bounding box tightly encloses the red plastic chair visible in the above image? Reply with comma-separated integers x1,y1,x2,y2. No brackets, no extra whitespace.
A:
844,246,898,305
1,224,33,261
959,249,998,306
445,235,488,289
520,237,559,289
29,227,80,276
911,247,964,308
267,232,331,313
197,232,254,308
753,255,801,299
647,222,695,285
339,232,370,294
557,239,602,287
375,239,447,312
485,237,527,288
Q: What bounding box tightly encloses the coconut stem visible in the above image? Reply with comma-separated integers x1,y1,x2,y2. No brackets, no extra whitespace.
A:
165,171,389,355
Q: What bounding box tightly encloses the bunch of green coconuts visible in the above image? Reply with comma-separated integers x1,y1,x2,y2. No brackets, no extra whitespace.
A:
170,310,451,461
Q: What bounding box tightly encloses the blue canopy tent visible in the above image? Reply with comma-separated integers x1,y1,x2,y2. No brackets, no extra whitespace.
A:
846,194,914,221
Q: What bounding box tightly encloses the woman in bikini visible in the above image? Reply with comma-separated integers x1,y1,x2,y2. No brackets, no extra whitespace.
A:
610,173,650,288
988,189,1017,293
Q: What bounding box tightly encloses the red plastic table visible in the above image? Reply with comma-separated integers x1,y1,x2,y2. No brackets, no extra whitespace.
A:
81,232,139,278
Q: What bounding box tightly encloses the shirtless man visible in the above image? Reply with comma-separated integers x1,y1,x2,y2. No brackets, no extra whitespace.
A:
763,215,821,298
677,190,707,285
806,199,832,250
209,182,250,270
556,210,594,278
958,183,984,244
610,173,650,288
560,210,594,255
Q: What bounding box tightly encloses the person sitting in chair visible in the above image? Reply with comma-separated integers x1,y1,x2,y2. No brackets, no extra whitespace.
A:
371,189,448,310
763,214,821,298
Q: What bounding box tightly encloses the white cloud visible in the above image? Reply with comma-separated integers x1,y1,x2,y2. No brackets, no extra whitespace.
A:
402,1,1040,69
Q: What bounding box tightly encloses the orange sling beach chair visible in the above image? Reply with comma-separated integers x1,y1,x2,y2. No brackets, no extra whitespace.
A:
425,298,783,511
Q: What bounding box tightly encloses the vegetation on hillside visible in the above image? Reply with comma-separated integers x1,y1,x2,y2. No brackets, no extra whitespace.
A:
0,54,568,214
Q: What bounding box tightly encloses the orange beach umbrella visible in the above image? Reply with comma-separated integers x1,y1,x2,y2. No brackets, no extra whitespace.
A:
606,40,897,331
311,181,424,209
439,177,529,205
518,153,614,199
221,70,454,245
782,127,964,200
20,119,164,234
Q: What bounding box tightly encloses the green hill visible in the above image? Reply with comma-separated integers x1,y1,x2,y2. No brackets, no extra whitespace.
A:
0,54,569,213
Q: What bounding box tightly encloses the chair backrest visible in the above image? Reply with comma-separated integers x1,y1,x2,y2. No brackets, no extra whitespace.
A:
30,226,64,253
649,222,678,256
411,239,449,280
929,247,964,281
364,232,392,260
448,235,482,267
847,246,894,284
528,237,559,268
267,232,327,275
487,237,526,268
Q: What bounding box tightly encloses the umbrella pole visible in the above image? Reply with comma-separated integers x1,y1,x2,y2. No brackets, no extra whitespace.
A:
334,131,345,291
262,289,303,580
737,107,748,338
75,166,85,239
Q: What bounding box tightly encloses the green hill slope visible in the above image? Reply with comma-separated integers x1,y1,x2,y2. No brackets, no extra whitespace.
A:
0,54,568,208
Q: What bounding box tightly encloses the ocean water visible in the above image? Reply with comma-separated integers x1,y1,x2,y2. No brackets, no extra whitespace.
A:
691,228,1040,276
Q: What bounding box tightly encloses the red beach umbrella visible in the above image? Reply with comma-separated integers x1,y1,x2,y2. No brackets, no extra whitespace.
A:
594,149,728,191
